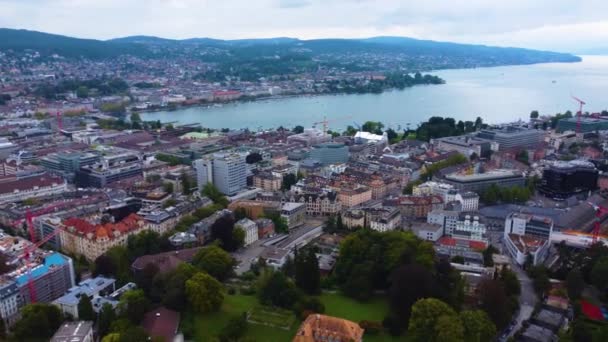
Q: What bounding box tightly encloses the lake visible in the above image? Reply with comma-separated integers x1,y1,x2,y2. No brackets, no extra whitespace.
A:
142,55,608,131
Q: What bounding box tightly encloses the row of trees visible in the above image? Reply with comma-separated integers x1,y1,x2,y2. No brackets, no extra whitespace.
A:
480,184,532,205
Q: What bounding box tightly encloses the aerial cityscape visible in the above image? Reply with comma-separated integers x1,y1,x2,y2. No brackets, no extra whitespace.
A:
1,1,608,342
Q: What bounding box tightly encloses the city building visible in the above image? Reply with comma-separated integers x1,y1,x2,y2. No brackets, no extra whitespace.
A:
505,212,554,239
0,281,19,327
75,159,142,188
504,213,553,266
235,218,259,246
452,215,487,243
253,172,282,191
281,202,306,229
58,213,146,261
477,126,545,150
131,247,203,275
409,222,444,241
354,131,388,145
556,117,608,133
228,200,281,219
255,218,275,239
287,128,331,146
388,195,444,220
50,321,94,342
260,247,292,269
337,186,372,208
141,306,181,342
291,192,342,217
413,181,454,198
40,151,99,180
442,169,526,192
308,143,350,165
342,207,401,232
433,135,496,157
0,174,67,204
293,314,364,342
366,207,401,232
539,160,598,200
194,153,247,195
188,209,234,245
53,276,116,319
427,209,460,235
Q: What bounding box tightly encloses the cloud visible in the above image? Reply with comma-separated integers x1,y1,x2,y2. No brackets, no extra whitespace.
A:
277,0,312,8
0,0,605,52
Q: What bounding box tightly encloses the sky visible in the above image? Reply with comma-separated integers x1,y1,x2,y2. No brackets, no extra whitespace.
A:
1,0,607,53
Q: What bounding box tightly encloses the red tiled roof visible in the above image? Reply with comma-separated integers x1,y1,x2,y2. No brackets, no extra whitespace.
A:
0,175,64,195
141,307,180,342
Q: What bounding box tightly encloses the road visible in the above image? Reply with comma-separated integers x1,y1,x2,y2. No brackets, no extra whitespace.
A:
506,262,537,339
488,231,538,340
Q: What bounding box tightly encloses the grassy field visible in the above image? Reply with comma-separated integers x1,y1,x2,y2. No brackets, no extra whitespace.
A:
319,293,408,342
181,294,297,341
182,292,408,341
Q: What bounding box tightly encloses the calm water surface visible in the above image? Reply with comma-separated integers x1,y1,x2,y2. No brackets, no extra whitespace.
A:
142,56,608,130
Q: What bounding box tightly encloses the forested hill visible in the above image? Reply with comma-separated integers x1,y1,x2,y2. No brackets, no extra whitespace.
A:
0,28,581,70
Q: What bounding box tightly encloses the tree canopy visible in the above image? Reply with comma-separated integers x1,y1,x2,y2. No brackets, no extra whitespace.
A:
192,245,236,281
185,272,225,313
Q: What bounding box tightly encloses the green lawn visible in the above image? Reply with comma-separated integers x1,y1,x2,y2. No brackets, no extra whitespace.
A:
182,294,297,342
182,292,407,342
319,293,408,342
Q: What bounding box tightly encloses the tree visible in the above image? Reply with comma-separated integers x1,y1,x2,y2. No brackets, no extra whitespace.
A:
219,313,248,342
386,128,398,143
295,248,321,295
500,267,521,297
387,263,436,333
566,268,585,300
292,125,304,134
516,149,529,165
282,173,297,190
435,314,465,342
186,272,225,313
528,265,550,296
530,110,539,119
118,290,149,324
460,310,496,342
192,245,236,281
130,112,141,123
98,303,116,338
362,121,384,135
211,215,240,252
180,172,194,195
478,279,510,329
11,303,63,341
246,152,262,164
483,245,497,267
202,183,229,207
127,230,163,261
76,85,89,98
232,227,245,250
163,182,174,194
407,298,459,342
591,256,608,292
162,264,198,311
78,295,95,321
324,215,336,233
257,269,299,309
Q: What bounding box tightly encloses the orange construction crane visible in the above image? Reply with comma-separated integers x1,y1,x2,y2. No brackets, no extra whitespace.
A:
312,115,352,133
572,95,586,134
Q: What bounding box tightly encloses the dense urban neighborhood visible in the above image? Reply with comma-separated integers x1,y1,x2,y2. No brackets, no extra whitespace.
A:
1,38,608,342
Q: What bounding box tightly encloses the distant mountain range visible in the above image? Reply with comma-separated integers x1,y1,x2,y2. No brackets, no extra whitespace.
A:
0,28,582,67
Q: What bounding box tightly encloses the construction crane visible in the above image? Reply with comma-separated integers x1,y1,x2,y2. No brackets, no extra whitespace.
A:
312,115,352,133
587,202,608,244
572,96,586,134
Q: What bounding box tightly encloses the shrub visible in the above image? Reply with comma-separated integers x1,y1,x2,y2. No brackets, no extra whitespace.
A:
359,320,383,335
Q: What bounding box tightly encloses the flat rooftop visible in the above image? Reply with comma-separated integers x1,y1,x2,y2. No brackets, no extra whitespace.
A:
445,169,523,182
